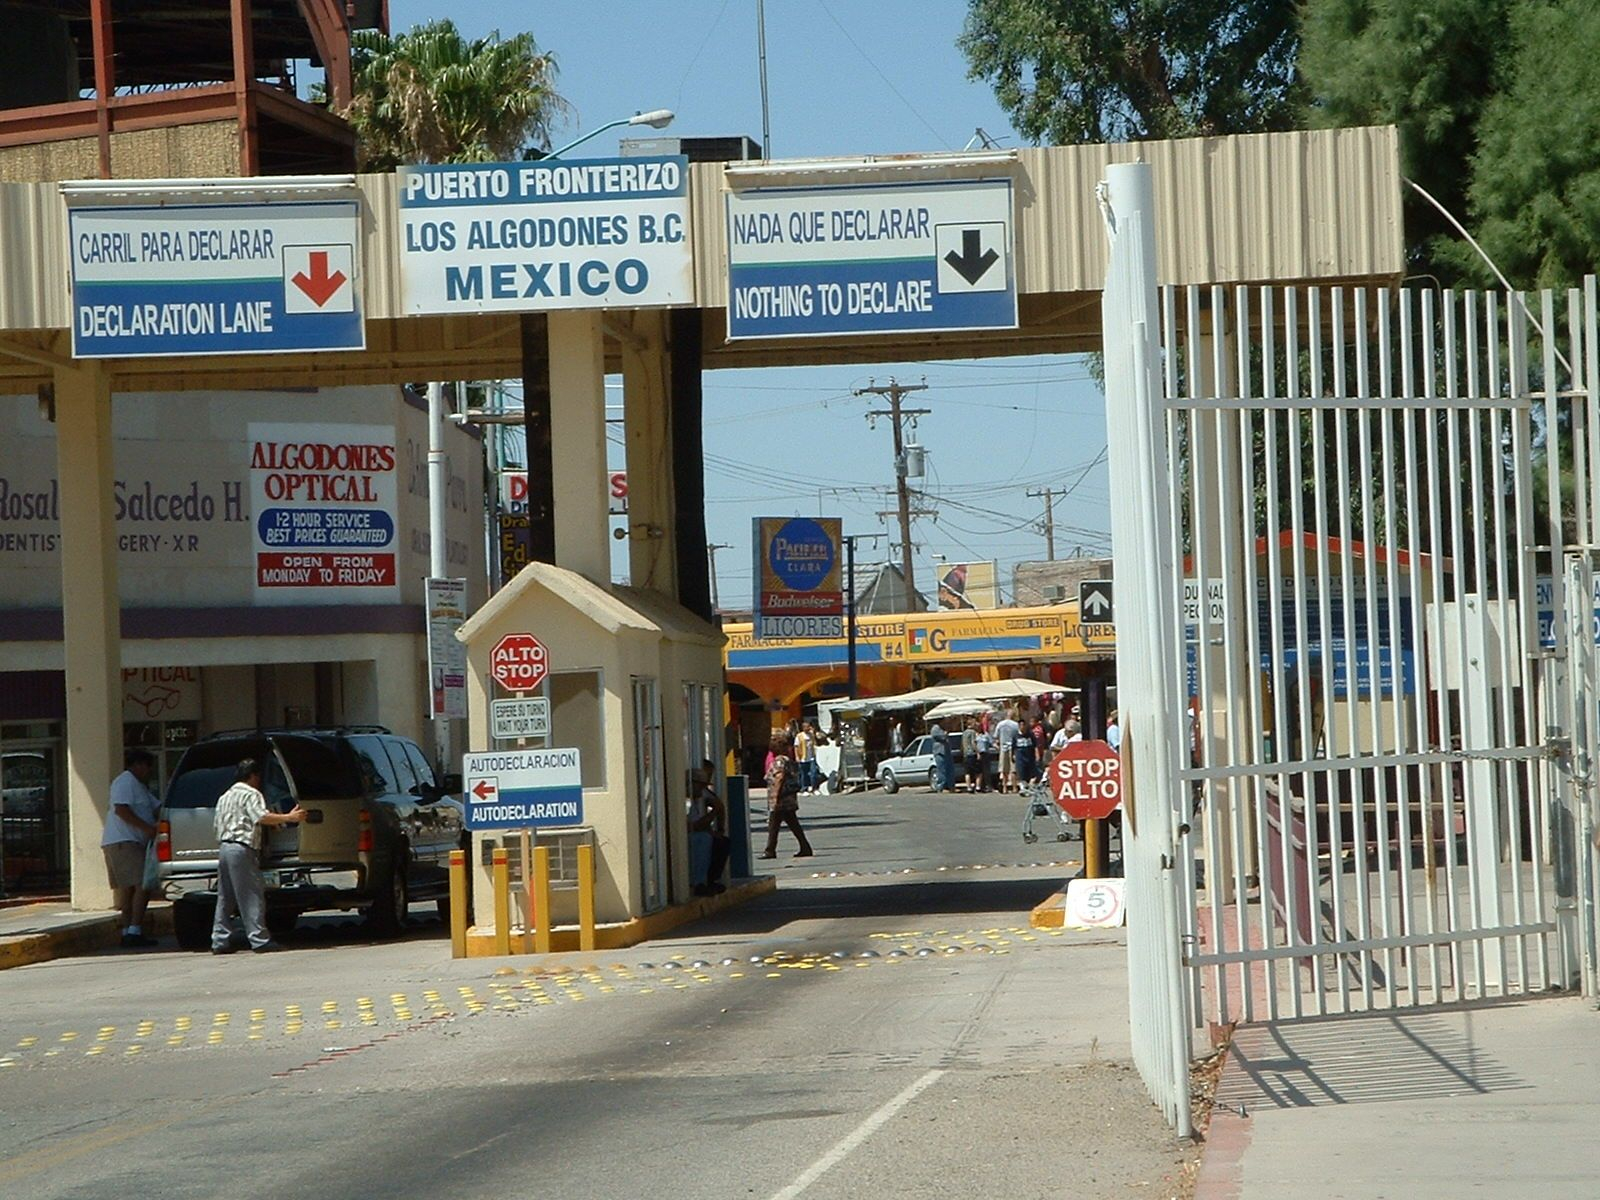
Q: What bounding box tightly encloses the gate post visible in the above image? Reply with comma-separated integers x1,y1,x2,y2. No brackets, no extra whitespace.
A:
1100,161,1192,1135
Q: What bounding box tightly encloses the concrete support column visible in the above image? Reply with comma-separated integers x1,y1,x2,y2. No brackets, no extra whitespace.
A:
54,360,120,911
621,310,676,594
549,310,610,581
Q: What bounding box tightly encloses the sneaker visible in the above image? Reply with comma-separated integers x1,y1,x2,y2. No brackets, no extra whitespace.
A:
210,945,236,956
121,932,158,948
250,941,284,954
757,851,777,860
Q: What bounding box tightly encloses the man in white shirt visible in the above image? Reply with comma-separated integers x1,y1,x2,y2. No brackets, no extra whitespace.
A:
212,758,305,955
995,712,1022,792
102,749,161,948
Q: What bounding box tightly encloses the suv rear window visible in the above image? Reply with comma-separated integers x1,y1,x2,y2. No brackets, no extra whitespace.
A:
166,739,290,811
274,735,365,800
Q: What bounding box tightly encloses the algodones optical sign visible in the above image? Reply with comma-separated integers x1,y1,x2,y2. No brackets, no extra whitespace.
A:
752,516,843,640
248,423,399,603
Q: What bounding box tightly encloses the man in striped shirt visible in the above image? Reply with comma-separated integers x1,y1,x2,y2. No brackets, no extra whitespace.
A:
212,758,305,955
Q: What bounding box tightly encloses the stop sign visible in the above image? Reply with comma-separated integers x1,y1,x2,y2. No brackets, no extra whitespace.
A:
1049,739,1122,820
490,633,549,692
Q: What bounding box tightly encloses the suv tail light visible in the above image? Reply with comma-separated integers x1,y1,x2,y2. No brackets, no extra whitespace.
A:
155,819,171,863
357,808,373,853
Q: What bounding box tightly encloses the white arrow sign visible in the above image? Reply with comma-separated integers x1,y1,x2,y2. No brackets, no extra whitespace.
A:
1079,579,1114,623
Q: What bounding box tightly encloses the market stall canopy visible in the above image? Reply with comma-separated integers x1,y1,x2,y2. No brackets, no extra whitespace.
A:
818,678,1073,730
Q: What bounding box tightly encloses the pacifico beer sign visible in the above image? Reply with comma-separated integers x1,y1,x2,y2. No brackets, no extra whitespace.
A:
752,516,843,640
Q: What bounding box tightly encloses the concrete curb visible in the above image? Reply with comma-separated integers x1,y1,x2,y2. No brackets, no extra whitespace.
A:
1028,890,1067,929
463,875,776,957
0,904,174,971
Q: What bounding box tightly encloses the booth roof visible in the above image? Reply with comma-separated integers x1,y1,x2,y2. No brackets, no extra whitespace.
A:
456,561,722,647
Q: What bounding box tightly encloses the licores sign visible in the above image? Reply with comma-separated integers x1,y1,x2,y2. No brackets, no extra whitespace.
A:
248,423,399,604
396,156,693,314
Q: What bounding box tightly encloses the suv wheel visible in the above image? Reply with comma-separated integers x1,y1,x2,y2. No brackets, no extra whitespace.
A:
880,768,899,794
370,850,409,937
172,896,211,951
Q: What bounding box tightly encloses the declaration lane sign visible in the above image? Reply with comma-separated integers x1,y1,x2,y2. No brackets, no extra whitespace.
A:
725,178,1016,340
68,199,364,358
397,156,692,314
463,747,583,831
1049,739,1122,821
490,633,549,692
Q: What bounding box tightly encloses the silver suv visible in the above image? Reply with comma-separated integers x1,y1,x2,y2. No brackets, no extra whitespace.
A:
157,727,463,950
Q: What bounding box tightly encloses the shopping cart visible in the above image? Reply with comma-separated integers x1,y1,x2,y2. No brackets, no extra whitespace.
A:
1021,778,1074,844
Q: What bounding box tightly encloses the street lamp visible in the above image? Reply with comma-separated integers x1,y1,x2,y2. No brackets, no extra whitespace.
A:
544,109,675,160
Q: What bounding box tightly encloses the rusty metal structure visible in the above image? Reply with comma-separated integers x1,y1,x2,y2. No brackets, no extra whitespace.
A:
0,0,385,181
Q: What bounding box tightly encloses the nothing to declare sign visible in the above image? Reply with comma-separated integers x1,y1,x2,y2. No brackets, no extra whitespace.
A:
463,747,583,830
68,198,364,358
397,156,692,314
724,177,1016,340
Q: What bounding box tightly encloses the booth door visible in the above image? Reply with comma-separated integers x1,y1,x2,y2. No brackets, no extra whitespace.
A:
632,678,669,913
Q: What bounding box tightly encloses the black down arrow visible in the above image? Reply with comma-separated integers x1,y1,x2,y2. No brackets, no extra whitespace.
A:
944,228,999,285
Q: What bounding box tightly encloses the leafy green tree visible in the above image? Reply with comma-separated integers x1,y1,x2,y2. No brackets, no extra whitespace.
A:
958,0,1300,143
1299,0,1513,282
336,19,569,169
1454,1,1600,288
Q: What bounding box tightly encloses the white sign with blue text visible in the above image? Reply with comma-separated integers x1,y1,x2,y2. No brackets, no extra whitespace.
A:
396,157,692,314
463,747,584,831
725,178,1016,340
68,201,364,358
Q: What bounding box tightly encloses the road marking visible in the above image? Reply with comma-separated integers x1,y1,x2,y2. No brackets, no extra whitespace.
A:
767,1069,946,1200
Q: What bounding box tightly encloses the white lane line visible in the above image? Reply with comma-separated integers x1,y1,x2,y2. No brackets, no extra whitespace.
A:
767,1068,946,1200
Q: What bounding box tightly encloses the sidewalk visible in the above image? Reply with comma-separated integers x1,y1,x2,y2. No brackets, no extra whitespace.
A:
0,900,171,969
1194,994,1598,1199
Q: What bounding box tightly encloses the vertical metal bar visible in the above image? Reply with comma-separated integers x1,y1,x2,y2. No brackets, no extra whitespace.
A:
1238,285,1280,1021
1417,289,1468,1002
1570,291,1590,546
1587,278,1600,546
1386,292,1416,1005
1534,290,1564,986
1307,288,1351,1012
1285,287,1329,1013
1262,286,1304,1019
1348,287,1379,1009
1213,285,1254,1021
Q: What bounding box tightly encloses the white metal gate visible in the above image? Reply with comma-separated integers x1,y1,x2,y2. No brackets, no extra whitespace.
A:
1102,161,1600,1133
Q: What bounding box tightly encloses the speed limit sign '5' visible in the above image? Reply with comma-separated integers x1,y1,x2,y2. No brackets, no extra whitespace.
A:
1049,739,1122,821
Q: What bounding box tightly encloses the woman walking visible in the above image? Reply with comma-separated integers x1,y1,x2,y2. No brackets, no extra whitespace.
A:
760,730,814,859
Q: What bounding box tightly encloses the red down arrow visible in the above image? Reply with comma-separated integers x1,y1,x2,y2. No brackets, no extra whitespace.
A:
291,251,347,307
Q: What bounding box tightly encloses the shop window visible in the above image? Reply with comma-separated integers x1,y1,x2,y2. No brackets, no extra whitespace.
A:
124,720,198,798
550,670,605,789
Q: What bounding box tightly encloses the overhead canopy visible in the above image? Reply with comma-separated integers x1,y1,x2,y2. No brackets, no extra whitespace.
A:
817,677,1073,731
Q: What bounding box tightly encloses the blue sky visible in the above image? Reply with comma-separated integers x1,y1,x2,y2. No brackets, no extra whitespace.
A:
388,0,1111,601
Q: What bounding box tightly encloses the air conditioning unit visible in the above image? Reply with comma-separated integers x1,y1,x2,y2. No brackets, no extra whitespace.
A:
1043,585,1065,601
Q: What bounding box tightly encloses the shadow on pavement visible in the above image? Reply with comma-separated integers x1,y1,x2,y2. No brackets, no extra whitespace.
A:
1216,1005,1532,1109
665,875,1066,940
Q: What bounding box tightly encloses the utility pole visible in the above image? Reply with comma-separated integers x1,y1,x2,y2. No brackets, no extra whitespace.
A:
1027,486,1057,560
706,542,732,612
855,378,930,607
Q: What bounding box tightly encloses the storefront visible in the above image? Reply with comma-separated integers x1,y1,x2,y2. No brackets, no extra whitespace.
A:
0,384,485,896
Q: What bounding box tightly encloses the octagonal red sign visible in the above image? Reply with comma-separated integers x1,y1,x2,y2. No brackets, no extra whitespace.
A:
490,633,549,692
1049,739,1122,820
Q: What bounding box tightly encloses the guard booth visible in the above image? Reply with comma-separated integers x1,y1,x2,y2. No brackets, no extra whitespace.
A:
456,561,724,934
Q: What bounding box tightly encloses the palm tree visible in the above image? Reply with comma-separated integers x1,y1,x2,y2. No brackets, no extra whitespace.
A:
336,19,571,169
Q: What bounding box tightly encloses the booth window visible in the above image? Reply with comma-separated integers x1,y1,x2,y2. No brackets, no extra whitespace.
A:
550,670,605,789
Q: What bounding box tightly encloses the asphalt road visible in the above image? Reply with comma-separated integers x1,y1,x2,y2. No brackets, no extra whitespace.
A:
0,785,1185,1200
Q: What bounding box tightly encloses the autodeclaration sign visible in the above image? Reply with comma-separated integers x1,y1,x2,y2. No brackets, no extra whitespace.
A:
463,747,583,831
724,178,1016,340
753,516,843,639
68,198,364,358
397,156,692,314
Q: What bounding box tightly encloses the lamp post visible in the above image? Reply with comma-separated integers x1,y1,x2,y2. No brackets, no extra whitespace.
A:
543,109,674,160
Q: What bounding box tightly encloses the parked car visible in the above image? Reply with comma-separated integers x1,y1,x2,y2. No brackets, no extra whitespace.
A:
876,736,941,793
156,727,463,950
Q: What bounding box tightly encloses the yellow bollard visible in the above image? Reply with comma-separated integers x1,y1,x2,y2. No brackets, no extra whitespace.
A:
577,843,597,952
492,846,511,957
447,849,468,960
1084,819,1103,880
532,845,553,955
